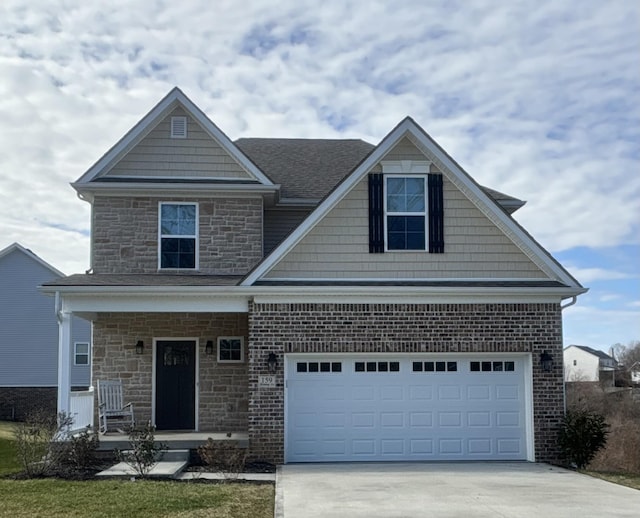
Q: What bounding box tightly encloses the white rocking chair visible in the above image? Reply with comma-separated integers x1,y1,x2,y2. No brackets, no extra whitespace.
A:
97,379,135,433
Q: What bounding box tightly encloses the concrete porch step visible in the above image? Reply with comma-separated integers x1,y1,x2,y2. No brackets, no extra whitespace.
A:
96,449,190,479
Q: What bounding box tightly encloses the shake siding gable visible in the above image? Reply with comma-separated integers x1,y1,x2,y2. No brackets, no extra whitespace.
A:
263,155,549,280
104,107,253,180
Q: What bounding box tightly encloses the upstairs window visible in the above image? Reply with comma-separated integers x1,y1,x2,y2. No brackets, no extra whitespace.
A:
159,202,198,269
385,176,426,250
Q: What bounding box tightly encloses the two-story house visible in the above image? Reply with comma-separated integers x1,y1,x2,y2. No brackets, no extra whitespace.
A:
0,243,90,420
563,345,617,382
44,88,586,464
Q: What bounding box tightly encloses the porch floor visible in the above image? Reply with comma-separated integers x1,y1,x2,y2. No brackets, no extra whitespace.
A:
97,431,248,451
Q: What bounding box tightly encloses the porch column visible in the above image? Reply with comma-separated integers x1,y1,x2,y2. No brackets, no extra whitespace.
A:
57,310,72,416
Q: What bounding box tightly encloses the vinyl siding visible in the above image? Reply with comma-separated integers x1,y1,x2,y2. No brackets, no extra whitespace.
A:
263,208,313,255
0,249,90,387
265,156,549,280
104,107,253,179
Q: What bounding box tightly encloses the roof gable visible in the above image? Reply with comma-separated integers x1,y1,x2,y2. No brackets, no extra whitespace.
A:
0,243,64,277
74,87,274,187
569,345,615,361
242,117,584,289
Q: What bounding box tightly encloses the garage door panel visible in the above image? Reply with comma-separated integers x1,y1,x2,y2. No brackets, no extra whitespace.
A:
286,356,528,462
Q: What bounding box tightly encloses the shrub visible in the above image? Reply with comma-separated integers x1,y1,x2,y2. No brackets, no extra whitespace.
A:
56,426,100,477
13,410,64,477
197,439,247,479
115,422,165,478
558,409,609,469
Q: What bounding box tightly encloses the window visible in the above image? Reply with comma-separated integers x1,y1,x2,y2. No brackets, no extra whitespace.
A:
217,337,244,363
159,203,198,269
297,361,342,373
74,342,89,365
470,361,515,372
413,361,457,372
355,361,400,373
573,360,577,366
385,176,426,250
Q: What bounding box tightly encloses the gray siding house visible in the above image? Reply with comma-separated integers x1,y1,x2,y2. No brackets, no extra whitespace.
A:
45,88,586,464
0,243,90,419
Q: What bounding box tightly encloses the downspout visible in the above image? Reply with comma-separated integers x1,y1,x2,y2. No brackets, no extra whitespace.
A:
559,296,577,414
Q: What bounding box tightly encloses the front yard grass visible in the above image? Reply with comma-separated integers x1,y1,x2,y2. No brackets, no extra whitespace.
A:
0,420,21,476
0,479,274,518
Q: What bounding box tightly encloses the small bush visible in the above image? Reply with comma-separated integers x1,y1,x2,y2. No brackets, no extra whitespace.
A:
197,439,247,479
558,409,609,469
56,427,100,477
13,409,63,477
115,422,165,478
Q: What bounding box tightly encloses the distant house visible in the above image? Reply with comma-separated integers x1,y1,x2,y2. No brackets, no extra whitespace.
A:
0,243,90,420
628,362,640,385
563,345,616,382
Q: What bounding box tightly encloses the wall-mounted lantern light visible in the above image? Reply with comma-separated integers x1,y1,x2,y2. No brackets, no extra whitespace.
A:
267,352,278,373
135,340,144,355
205,340,214,355
540,350,553,372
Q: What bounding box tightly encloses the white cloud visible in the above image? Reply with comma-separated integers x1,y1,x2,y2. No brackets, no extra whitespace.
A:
0,0,638,335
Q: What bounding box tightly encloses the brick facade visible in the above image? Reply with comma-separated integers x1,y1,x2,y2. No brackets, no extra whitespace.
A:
248,302,564,464
0,387,57,421
92,196,263,275
92,312,249,431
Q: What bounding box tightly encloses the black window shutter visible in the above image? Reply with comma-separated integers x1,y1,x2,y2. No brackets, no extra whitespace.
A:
368,173,384,253
428,173,444,253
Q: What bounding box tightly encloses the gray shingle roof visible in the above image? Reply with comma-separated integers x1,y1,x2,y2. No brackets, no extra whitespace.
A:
235,138,374,199
235,138,524,210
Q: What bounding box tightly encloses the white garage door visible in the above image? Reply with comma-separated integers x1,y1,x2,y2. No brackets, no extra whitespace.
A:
285,355,529,463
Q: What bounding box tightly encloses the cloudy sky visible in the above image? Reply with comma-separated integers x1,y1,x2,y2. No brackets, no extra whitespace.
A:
0,0,638,352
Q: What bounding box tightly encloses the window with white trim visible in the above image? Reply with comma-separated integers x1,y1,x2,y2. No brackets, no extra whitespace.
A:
74,342,89,366
217,337,244,363
159,202,198,269
385,176,427,250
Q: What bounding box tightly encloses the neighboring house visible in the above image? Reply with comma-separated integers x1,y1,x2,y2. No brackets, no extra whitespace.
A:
0,243,90,420
43,88,587,464
563,345,617,382
628,362,640,385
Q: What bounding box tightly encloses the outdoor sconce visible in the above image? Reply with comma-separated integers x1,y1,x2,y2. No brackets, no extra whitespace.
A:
205,340,214,355
135,340,144,355
540,350,553,372
267,352,278,373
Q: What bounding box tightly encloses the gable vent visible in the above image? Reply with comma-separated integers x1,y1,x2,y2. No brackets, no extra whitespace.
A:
171,116,187,138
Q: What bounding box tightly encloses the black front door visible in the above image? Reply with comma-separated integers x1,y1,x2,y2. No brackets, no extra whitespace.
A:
155,340,196,430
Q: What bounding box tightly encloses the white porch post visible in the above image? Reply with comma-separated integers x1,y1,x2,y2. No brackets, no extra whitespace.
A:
57,310,72,417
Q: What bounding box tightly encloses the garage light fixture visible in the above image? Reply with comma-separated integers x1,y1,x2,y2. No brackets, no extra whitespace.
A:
205,340,214,355
135,340,144,355
540,351,553,372
267,352,278,373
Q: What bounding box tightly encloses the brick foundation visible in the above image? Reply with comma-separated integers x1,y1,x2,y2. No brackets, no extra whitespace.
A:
0,387,57,421
248,302,564,464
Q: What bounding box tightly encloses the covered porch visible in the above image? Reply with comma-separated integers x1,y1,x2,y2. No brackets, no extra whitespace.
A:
46,278,253,435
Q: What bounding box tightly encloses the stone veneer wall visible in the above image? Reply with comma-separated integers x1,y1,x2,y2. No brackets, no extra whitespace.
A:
93,312,249,431
91,196,263,275
248,302,564,464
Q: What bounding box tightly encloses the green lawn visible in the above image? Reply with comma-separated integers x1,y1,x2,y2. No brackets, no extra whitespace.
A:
0,421,274,517
0,421,21,476
0,479,274,517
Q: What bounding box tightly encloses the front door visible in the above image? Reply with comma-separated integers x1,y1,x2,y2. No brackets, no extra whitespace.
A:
155,340,196,430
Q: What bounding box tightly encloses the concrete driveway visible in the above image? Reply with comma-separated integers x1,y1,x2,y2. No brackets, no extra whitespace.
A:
276,462,640,518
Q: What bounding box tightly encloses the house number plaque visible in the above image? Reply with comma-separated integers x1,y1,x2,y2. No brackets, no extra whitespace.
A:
258,375,276,388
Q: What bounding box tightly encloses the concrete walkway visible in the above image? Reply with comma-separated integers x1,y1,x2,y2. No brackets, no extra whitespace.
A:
276,462,640,518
